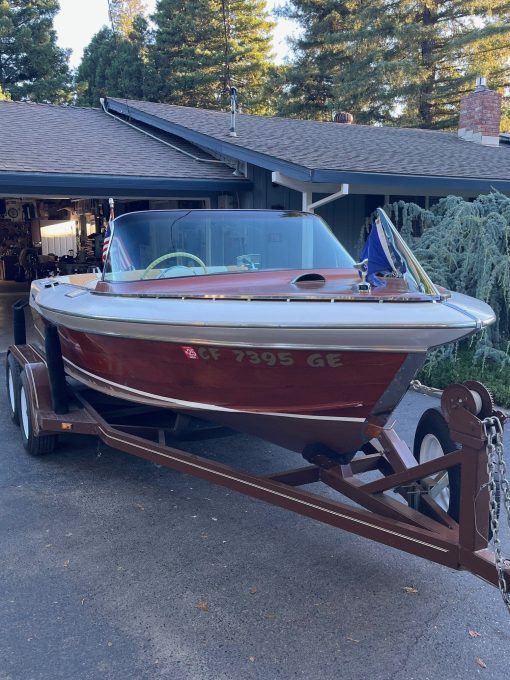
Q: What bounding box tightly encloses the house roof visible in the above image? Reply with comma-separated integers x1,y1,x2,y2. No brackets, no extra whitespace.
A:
106,97,510,194
0,100,249,197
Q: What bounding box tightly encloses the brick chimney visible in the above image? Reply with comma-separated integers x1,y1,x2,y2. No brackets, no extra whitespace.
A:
458,77,501,147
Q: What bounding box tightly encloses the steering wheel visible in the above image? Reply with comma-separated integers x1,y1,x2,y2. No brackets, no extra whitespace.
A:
140,251,207,279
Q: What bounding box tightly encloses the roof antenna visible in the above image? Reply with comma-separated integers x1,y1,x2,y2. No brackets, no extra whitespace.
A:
229,86,238,137
221,0,238,137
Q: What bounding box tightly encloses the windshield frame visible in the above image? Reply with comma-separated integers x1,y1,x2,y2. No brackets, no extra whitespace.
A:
375,208,440,297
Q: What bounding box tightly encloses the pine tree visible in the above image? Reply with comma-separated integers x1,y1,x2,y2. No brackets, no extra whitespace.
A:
280,0,510,128
149,0,275,113
390,0,510,129
109,0,147,38
276,0,338,120
0,0,72,103
76,16,149,106
501,100,510,134
278,0,386,121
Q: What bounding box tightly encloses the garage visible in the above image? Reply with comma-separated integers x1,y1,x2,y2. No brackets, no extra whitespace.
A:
0,100,250,288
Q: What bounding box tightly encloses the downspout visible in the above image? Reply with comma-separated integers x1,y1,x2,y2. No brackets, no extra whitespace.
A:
302,190,313,211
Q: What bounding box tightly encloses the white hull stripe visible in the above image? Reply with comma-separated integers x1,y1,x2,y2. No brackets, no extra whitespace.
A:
62,355,366,423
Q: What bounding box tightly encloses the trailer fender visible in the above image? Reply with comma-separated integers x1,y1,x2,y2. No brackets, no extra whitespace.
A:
5,351,22,425
17,362,58,456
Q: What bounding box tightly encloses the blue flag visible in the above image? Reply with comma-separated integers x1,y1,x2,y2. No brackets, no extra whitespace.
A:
359,210,402,287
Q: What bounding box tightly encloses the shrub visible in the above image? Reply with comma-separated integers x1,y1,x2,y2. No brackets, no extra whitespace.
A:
385,192,510,404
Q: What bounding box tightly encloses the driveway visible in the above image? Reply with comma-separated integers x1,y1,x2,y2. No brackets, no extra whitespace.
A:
1,374,509,679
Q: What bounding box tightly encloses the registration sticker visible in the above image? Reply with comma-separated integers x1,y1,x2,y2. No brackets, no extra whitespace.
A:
181,346,199,360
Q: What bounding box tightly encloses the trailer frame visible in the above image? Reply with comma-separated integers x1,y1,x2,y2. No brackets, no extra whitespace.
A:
6,339,510,593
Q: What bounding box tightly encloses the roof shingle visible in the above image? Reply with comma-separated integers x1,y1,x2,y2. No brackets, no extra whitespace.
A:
109,98,510,181
0,100,241,181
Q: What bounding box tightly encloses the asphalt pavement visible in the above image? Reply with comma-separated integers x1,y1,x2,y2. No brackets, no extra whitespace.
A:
1,374,510,680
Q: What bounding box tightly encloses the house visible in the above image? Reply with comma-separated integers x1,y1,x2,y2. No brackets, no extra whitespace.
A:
0,100,250,274
0,79,508,276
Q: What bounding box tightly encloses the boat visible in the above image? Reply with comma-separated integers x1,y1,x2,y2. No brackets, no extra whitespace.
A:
28,208,495,461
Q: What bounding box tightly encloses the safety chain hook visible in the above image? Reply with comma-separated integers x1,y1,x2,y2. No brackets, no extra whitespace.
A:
484,416,510,614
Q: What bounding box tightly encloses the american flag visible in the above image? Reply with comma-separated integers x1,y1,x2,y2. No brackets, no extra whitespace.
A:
102,222,111,264
102,198,115,264
102,198,133,270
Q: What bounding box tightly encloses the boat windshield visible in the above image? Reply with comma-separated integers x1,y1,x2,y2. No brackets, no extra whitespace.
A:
102,210,355,282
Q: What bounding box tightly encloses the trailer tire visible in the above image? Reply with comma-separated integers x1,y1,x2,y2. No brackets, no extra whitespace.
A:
6,352,22,425
413,408,461,521
18,370,57,456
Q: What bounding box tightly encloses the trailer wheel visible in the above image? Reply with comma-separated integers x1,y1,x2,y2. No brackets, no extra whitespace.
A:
6,353,22,425
18,370,57,456
413,408,461,521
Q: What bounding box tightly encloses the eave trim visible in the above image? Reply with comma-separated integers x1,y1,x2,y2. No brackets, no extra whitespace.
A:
0,171,252,198
311,169,510,193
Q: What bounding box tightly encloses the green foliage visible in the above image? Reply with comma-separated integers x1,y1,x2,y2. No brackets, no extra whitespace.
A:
386,192,510,401
76,0,275,112
279,1,510,128
501,98,510,134
388,193,510,352
419,347,510,408
0,0,72,103
109,0,147,38
76,17,149,106
277,0,361,120
148,0,275,112
254,63,289,116
0,82,10,100
388,0,510,129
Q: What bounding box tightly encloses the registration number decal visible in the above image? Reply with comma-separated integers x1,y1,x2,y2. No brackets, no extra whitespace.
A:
188,346,342,368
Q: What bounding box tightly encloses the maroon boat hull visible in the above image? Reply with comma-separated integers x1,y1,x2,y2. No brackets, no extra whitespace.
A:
28,311,424,455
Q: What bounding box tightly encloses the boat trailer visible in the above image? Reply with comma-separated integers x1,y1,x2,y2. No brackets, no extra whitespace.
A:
5,315,510,611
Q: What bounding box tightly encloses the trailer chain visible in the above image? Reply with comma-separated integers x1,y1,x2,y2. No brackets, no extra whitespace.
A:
484,416,510,614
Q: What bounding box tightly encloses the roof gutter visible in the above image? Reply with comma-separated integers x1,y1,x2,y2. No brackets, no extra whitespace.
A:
0,172,252,198
310,169,510,194
271,171,349,212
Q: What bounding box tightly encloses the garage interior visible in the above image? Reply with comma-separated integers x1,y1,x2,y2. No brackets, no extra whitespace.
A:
0,195,214,287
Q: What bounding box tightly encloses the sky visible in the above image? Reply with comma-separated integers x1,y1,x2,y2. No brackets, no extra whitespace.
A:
54,0,297,69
